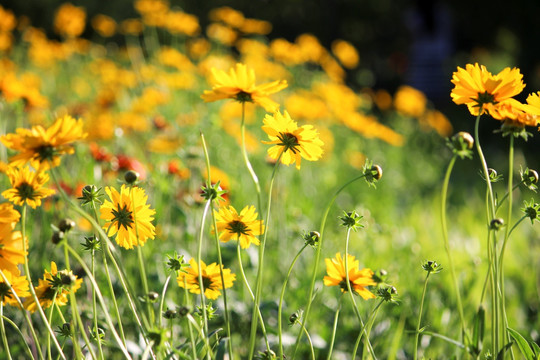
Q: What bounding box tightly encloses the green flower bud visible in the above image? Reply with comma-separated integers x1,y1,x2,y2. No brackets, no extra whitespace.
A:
51,231,64,245
58,218,75,232
124,170,140,184
422,260,443,274
489,218,504,231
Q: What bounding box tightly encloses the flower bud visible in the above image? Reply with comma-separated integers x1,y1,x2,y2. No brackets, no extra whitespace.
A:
178,306,190,317
51,231,64,244
147,291,159,302
58,218,75,232
422,260,442,274
302,231,320,247
124,170,139,184
490,218,504,231
163,309,178,319
78,185,103,205
60,271,77,286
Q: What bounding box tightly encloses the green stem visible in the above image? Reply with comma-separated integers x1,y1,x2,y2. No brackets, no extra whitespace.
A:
300,322,315,360
278,243,309,359
182,278,198,360
344,228,376,359
474,114,496,218
201,132,234,360
440,155,467,338
0,304,12,360
91,248,105,360
1,314,35,359
352,300,384,360
414,272,431,360
495,182,522,213
235,241,270,349
0,269,43,360
196,199,212,360
293,173,367,359
326,295,342,360
158,275,171,328
21,205,67,360
66,244,133,359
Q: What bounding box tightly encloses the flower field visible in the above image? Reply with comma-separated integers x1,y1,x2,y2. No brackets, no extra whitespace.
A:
0,2,539,359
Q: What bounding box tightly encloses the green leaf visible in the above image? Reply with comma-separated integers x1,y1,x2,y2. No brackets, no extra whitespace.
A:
215,337,228,360
507,328,535,360
496,342,514,360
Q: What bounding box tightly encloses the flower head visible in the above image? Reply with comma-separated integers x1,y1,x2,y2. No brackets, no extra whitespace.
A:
323,252,376,299
0,221,27,274
177,258,235,300
214,205,264,249
262,110,324,170
201,63,287,112
1,115,87,171
0,269,30,307
450,64,525,116
2,166,56,208
23,262,83,313
100,185,156,249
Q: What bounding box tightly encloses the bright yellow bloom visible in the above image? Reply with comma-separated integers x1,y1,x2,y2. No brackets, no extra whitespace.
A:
2,166,56,209
0,221,27,274
201,63,288,112
100,185,156,249
331,39,360,69
214,205,264,249
394,85,427,118
177,258,235,300
262,110,324,169
23,262,83,313
450,63,525,115
0,269,30,307
485,99,539,127
0,202,20,223
91,14,117,37
323,252,376,300
1,115,87,171
54,3,86,38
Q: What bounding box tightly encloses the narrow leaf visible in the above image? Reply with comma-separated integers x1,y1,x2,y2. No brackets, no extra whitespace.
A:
507,328,535,360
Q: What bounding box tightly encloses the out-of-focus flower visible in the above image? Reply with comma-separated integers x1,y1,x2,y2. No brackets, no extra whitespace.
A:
54,3,86,38
394,85,427,118
206,23,237,46
331,39,360,69
91,14,116,37
0,269,30,307
0,220,26,274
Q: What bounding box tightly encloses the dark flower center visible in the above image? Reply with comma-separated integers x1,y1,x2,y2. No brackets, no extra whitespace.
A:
201,276,212,290
0,282,12,301
339,279,357,294
111,203,134,230
35,144,57,162
16,182,35,201
235,91,253,103
42,286,58,301
277,132,300,154
227,220,249,236
475,91,496,106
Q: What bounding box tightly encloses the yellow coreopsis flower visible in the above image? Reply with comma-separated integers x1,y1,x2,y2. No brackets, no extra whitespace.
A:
261,110,324,169
1,115,87,171
100,185,156,249
23,262,83,313
214,205,264,249
323,252,376,300
2,166,56,209
0,269,30,307
0,221,27,274
450,63,525,116
0,202,20,223
201,63,288,112
177,258,235,300
485,99,539,128
54,3,86,38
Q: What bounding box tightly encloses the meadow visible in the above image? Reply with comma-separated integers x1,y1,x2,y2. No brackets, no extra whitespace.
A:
0,2,539,359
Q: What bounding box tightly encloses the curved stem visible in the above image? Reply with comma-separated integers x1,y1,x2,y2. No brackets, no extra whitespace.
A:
0,303,13,360
196,199,212,360
474,114,495,218
158,275,172,328
293,173,367,359
21,205,67,360
278,243,309,359
414,272,431,360
352,300,384,360
91,248,105,359
440,155,467,337
344,228,376,359
182,278,198,360
495,181,522,213
326,295,342,360
1,313,35,359
300,322,315,360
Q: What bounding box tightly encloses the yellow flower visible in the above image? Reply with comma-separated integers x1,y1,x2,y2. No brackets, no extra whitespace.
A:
450,63,525,115
177,258,235,300
91,14,117,37
0,221,27,274
0,269,30,307
394,85,427,118
262,110,324,169
0,202,20,223
100,185,156,249
201,63,288,112
54,3,86,38
2,166,55,209
23,262,83,313
331,39,360,69
484,99,539,127
1,115,87,171
214,205,264,249
323,253,376,300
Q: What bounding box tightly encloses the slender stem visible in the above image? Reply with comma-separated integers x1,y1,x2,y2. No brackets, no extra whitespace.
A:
196,199,212,360
1,314,35,359
326,295,342,360
300,322,315,360
201,132,234,359
0,269,44,360
344,228,376,359
278,243,309,359
293,173,367,359
20,205,67,360
440,155,467,337
182,278,198,360
91,248,105,360
363,301,383,359
236,241,270,349
0,304,13,360
474,114,496,218
414,272,431,360
352,300,384,360
66,244,133,359
47,291,57,360
495,181,522,213
158,275,172,328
